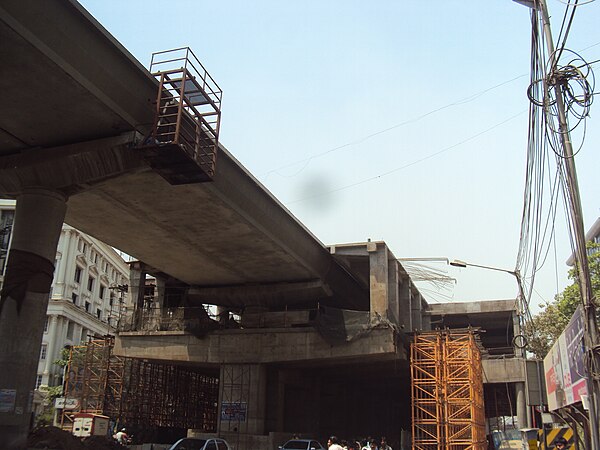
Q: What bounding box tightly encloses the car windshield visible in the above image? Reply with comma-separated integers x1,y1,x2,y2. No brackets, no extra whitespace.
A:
173,439,207,450
284,441,309,450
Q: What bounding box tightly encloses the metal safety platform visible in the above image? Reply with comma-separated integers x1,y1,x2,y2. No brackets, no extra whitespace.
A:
142,47,223,185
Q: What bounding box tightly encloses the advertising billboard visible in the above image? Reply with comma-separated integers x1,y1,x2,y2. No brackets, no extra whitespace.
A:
543,305,588,410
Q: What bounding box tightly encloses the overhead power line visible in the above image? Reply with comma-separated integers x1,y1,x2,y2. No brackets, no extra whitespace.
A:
262,74,528,179
287,110,527,204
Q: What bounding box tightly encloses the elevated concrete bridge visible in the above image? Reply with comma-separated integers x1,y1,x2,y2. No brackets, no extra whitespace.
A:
0,2,463,449
0,0,368,310
0,1,376,445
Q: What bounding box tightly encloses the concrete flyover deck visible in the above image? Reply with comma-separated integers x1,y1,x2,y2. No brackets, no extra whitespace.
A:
115,326,405,366
0,0,368,310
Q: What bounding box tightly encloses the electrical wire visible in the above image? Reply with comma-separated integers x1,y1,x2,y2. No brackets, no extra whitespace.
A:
515,0,597,346
286,110,526,204
261,74,528,180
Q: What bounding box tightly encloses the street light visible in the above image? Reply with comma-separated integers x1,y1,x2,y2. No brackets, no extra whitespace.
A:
449,259,531,428
449,260,527,322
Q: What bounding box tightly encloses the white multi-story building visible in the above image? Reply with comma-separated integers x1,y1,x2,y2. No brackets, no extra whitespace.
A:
0,199,130,388
566,216,600,266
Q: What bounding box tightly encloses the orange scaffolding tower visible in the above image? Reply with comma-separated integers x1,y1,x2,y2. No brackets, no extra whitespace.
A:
411,330,486,450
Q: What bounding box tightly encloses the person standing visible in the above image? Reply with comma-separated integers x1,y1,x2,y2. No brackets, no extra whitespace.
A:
553,437,567,449
114,428,130,445
328,436,344,450
379,436,392,450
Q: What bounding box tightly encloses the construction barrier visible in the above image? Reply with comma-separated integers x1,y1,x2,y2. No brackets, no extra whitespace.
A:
538,427,574,450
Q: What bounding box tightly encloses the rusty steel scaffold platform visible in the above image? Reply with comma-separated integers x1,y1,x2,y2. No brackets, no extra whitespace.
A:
411,330,486,450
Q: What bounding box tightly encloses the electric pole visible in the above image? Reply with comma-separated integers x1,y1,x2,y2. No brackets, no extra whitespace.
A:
515,0,600,447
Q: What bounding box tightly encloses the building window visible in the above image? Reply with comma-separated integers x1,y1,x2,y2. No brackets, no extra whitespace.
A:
78,239,87,254
96,309,102,320
74,267,82,283
35,375,43,389
66,321,74,340
72,293,78,305
40,344,47,360
85,301,90,312
44,317,48,333
87,276,94,292
99,286,105,300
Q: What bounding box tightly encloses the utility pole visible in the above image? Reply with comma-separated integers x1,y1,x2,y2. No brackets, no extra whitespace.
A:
514,0,600,447
450,260,531,427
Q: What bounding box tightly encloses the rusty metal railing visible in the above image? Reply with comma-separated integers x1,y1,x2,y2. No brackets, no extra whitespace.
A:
148,47,222,178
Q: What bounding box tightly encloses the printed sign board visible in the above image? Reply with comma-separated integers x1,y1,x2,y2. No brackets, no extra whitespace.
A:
55,397,80,410
221,401,247,421
543,306,588,410
0,389,16,413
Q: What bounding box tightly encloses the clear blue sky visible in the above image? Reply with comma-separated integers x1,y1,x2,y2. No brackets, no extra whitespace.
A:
80,0,600,307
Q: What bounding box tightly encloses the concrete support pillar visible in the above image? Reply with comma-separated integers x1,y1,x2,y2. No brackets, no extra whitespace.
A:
155,276,166,311
218,364,267,436
129,261,146,329
411,291,423,331
217,306,230,324
368,242,389,322
0,188,67,448
515,381,528,429
387,260,400,326
421,310,431,331
398,276,412,331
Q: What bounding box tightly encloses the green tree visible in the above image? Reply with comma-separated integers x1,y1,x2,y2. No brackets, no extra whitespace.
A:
526,242,600,359
33,347,71,426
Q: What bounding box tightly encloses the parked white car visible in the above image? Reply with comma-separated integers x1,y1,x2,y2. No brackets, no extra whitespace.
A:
168,437,231,450
279,439,326,450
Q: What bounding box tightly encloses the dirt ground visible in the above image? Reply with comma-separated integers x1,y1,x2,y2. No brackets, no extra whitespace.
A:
27,426,122,450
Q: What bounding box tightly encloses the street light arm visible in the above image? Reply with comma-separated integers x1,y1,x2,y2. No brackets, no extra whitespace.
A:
449,259,517,276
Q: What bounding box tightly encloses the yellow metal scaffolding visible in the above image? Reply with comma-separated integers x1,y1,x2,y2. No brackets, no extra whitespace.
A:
411,330,486,450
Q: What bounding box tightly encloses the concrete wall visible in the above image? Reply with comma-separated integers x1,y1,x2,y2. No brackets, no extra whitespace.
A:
482,358,526,383
115,327,404,365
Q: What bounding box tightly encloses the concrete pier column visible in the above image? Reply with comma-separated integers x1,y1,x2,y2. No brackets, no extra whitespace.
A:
217,306,230,324
515,381,528,429
0,188,67,448
398,276,412,331
218,364,267,437
129,261,147,329
411,291,423,331
387,260,400,326
368,242,389,322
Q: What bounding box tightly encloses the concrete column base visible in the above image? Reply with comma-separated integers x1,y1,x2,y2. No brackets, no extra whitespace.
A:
218,364,267,442
515,381,528,429
0,189,66,448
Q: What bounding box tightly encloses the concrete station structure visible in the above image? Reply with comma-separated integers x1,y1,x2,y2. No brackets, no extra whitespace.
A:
0,1,544,447
116,241,429,448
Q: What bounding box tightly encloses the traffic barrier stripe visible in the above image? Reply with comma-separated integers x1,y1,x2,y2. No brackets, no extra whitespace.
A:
537,427,574,450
